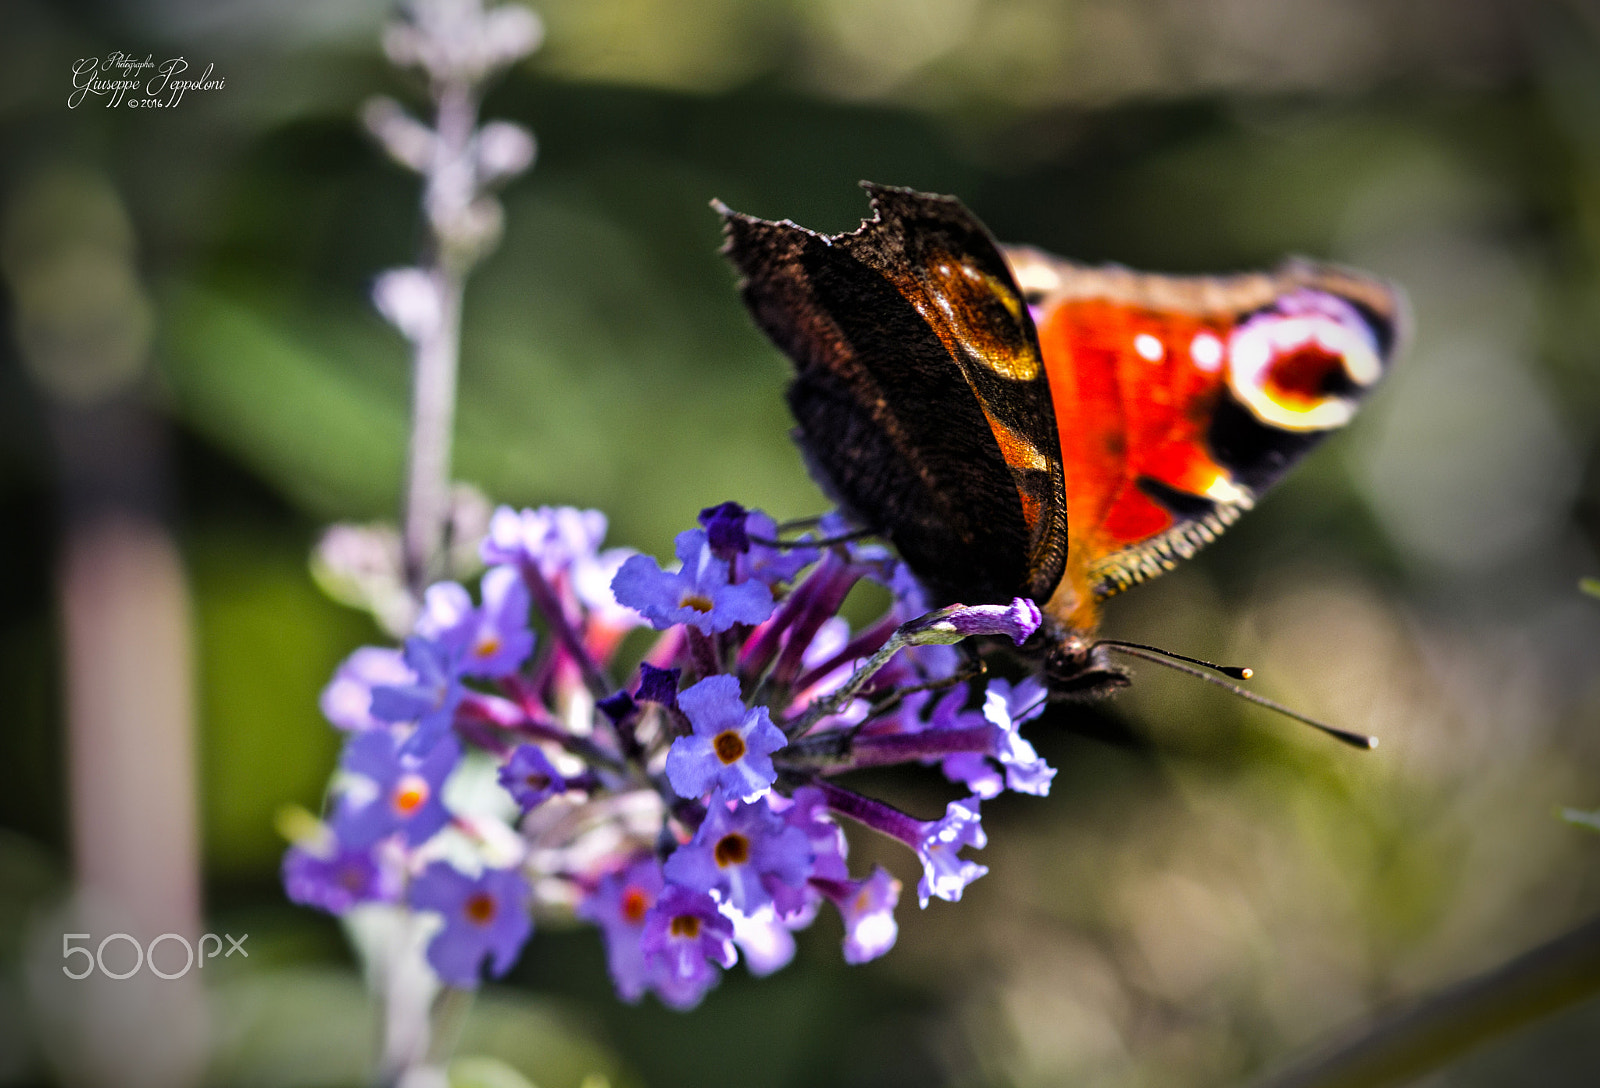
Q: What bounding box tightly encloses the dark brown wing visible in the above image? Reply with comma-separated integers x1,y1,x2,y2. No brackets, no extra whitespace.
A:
717,183,1069,606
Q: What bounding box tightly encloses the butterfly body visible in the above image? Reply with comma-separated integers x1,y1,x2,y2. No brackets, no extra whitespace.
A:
717,184,1405,699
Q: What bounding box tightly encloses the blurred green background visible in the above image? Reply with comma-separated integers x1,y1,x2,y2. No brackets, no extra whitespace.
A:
4,0,1600,1085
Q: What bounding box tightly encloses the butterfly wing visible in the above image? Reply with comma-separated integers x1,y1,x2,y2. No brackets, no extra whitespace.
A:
1004,247,1407,632
718,183,1069,607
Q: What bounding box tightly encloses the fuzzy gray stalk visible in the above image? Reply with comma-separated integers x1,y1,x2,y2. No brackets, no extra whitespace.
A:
366,0,541,599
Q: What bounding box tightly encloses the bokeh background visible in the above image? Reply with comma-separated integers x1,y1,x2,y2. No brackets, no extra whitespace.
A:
4,0,1600,1085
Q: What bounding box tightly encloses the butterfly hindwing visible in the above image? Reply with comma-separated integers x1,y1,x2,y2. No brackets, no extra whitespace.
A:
1005,248,1405,622
717,184,1069,607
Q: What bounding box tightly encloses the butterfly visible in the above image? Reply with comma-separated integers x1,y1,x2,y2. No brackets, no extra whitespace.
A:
715,182,1405,715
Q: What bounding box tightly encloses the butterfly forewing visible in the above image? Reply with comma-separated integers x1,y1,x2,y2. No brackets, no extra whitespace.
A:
718,184,1069,607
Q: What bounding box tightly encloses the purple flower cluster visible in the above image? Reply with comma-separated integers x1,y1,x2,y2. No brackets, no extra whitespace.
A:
286,501,1054,1005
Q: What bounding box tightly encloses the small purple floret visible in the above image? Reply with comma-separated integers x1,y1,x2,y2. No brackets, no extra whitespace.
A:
414,567,535,678
282,842,397,913
728,905,798,976
663,798,812,915
635,663,681,706
596,690,638,724
332,730,459,847
743,510,819,586
665,675,786,802
481,504,607,577
778,786,848,883
320,647,412,732
940,598,1043,645
368,635,464,754
698,501,751,559
578,856,665,1003
409,863,533,987
611,529,774,634
497,744,569,811
640,885,736,1008
829,866,902,964
983,678,1055,796
916,797,989,908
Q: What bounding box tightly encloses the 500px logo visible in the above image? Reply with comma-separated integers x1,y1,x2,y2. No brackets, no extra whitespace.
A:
62,932,248,980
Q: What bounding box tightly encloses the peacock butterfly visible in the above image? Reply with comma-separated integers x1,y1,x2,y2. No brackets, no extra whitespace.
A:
715,182,1406,707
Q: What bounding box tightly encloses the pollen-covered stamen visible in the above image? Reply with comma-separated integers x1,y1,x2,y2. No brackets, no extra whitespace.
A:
712,729,747,765
669,912,702,939
679,592,715,613
523,772,551,791
464,891,497,925
713,832,751,868
391,773,430,815
621,885,651,925
473,634,502,658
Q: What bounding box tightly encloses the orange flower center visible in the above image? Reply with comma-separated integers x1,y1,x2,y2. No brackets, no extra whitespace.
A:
392,774,429,816
680,592,715,613
669,913,701,939
713,730,746,765
464,892,497,925
620,886,651,925
714,832,751,868
524,772,551,791
474,634,502,658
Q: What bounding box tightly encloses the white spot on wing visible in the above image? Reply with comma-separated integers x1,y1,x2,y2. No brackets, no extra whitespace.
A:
1202,474,1252,505
1134,333,1164,362
1190,332,1224,371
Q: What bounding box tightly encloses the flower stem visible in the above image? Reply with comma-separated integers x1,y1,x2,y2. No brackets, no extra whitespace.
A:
783,629,910,738
811,778,925,847
423,985,475,1068
401,265,464,595
781,724,995,771
518,557,612,699
402,76,481,598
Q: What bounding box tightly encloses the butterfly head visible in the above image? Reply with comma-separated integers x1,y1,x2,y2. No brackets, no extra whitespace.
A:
1025,617,1131,702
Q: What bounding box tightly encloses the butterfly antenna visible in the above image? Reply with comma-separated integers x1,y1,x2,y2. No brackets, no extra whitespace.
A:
1097,641,1377,750
1096,639,1253,680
